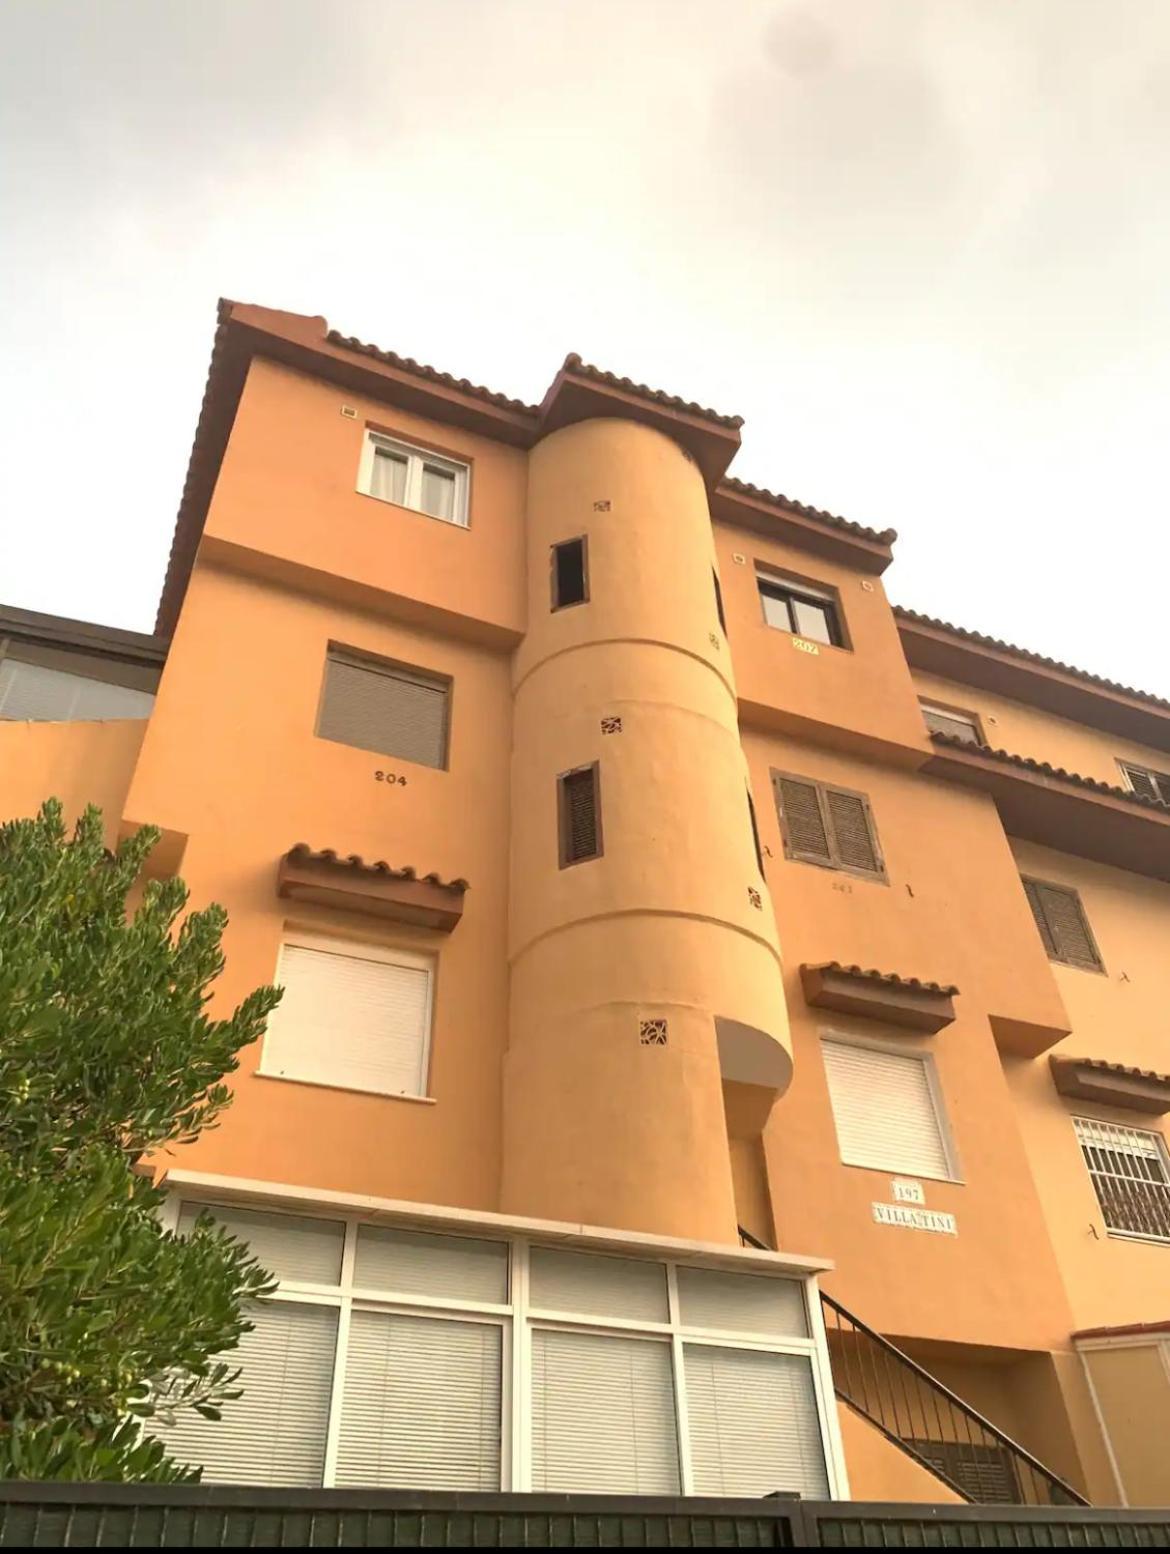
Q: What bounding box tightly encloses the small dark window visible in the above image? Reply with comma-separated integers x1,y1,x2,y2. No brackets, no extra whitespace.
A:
747,787,764,875
771,771,885,879
558,763,602,867
1120,762,1170,806
551,537,589,610
758,572,843,647
713,569,727,634
318,648,449,769
1021,877,1104,971
921,702,983,746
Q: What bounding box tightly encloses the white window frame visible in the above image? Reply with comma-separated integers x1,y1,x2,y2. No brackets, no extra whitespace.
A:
258,932,436,1101
163,1196,848,1499
919,701,983,745
356,430,470,528
820,1030,962,1184
1073,1115,1170,1246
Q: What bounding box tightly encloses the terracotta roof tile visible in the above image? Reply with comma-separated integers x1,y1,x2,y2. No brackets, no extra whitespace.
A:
286,843,468,894
1063,1055,1170,1086
812,960,959,997
326,330,538,416
721,476,897,546
560,353,744,430
928,731,1170,812
1074,1319,1170,1340
897,607,1170,713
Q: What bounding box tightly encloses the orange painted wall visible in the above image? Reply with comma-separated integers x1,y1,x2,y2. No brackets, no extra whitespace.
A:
0,717,145,839
124,561,512,1210
1005,838,1170,1333
836,1402,963,1503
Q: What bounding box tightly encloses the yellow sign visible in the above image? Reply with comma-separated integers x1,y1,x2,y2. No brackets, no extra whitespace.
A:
792,637,820,655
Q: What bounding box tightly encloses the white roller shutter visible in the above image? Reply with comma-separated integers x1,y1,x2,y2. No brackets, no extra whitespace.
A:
177,1203,345,1287
334,1311,501,1489
528,1247,669,1322
530,1328,680,1493
684,1345,828,1498
676,1267,807,1338
263,941,432,1097
158,1300,337,1486
354,1226,508,1304
822,1040,951,1180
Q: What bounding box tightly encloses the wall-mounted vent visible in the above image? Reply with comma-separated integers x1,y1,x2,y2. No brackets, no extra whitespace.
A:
640,1020,668,1046
601,716,622,735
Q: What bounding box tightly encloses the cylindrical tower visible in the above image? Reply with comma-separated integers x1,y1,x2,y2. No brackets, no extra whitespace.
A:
501,417,792,1243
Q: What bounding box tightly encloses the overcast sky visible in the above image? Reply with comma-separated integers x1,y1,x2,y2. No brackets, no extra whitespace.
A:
2,0,1167,694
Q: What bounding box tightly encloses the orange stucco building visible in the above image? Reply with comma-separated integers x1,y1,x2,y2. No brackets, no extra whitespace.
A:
3,299,1169,1508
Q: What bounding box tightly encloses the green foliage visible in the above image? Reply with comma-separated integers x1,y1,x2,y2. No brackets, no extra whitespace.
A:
0,799,282,1481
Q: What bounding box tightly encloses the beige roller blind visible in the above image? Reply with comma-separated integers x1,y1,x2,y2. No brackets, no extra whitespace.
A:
318,652,448,768
676,1266,807,1338
822,1039,951,1179
354,1225,508,1304
0,659,154,722
176,1203,345,1286
263,941,432,1097
158,1300,337,1486
334,1311,501,1489
530,1328,680,1493
528,1246,669,1323
684,1345,828,1498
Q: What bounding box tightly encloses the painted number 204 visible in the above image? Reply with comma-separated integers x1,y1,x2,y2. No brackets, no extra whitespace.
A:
374,771,407,786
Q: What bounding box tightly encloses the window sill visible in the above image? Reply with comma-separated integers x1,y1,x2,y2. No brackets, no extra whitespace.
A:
1048,957,1108,977
840,1161,964,1188
355,488,469,530
255,1070,437,1105
782,853,889,887
1104,1228,1170,1248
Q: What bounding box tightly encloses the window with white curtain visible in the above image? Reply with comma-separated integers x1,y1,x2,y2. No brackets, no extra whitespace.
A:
356,430,470,527
260,935,434,1098
165,1202,841,1497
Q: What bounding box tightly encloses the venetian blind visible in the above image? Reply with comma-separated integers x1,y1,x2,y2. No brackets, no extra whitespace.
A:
263,942,431,1097
354,1225,508,1304
676,1266,807,1338
176,1203,344,1286
822,1040,951,1180
530,1328,680,1493
528,1247,669,1323
318,652,448,768
159,1301,337,1486
334,1311,501,1489
0,659,154,722
684,1344,828,1498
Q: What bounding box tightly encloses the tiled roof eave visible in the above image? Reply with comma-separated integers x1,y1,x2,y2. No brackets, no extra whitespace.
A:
928,731,1170,814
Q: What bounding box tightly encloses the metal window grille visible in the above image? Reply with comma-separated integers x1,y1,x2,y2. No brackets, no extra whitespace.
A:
1074,1117,1170,1241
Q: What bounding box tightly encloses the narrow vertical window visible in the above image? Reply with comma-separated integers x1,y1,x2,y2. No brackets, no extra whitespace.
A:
558,763,602,867
551,537,589,610
747,787,764,875
713,569,727,633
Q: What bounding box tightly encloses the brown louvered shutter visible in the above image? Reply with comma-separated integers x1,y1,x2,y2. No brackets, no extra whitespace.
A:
319,653,449,768
824,788,882,875
1022,878,1103,970
774,776,832,864
1122,763,1170,805
559,765,601,866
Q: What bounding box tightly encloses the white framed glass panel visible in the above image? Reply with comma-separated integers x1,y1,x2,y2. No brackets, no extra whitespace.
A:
528,1246,669,1323
530,1328,680,1492
334,1311,502,1489
177,1203,345,1287
159,1301,338,1486
684,1344,829,1498
420,463,456,520
792,597,834,645
676,1266,808,1338
354,1226,509,1304
370,448,408,505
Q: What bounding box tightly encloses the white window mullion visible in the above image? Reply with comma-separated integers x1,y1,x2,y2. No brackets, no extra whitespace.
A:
320,1220,357,1488
806,1276,849,1500
404,453,424,512
671,1331,695,1495
512,1239,530,1492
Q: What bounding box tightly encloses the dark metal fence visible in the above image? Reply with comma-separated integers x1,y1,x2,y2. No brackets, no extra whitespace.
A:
1,1484,1168,1549
820,1294,1086,1508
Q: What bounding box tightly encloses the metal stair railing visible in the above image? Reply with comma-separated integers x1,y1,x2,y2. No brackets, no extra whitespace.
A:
735,1228,1086,1507
819,1291,1088,1507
